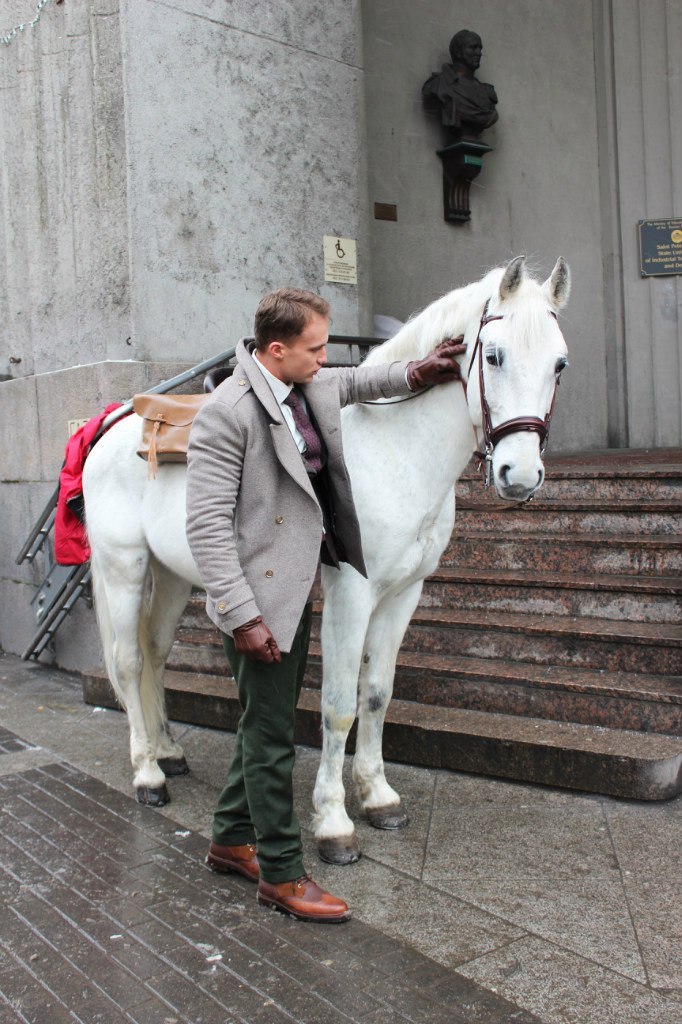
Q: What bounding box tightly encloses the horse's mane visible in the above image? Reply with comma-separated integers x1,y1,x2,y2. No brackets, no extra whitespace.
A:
364,264,550,365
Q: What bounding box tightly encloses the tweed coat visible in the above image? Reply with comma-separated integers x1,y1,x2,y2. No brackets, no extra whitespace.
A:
185,338,412,652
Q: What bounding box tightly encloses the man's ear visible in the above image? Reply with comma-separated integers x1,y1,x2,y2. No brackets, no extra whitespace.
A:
268,341,286,360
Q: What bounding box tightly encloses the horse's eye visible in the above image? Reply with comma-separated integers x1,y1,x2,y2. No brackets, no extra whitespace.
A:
555,358,568,378
485,351,503,367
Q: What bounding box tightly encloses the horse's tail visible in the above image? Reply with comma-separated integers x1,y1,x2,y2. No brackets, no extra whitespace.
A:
89,552,127,708
89,554,165,732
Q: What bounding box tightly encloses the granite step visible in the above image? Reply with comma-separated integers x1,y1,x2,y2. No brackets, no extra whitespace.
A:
456,466,681,502
169,629,682,734
440,530,682,575
300,645,682,735
420,567,682,623
456,448,682,502
83,668,682,801
367,608,682,675
453,499,681,536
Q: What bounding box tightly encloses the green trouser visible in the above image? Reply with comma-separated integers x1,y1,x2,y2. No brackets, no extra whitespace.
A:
212,603,312,884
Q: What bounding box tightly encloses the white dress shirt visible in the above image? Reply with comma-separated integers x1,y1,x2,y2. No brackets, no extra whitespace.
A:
253,352,307,455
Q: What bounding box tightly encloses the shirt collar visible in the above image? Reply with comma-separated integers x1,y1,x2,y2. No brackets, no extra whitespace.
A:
253,351,293,406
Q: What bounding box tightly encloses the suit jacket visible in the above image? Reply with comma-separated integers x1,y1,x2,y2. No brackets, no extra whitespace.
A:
185,338,411,652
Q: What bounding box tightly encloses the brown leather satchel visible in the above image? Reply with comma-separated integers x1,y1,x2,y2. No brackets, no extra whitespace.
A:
134,393,209,477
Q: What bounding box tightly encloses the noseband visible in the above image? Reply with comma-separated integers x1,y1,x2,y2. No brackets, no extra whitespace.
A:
466,300,559,488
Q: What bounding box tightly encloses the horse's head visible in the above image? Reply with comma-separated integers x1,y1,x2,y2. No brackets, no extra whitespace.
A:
462,256,570,502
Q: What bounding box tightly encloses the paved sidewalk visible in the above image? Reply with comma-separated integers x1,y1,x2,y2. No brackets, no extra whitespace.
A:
0,655,680,1024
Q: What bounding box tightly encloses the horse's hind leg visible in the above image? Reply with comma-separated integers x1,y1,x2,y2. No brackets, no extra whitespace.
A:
143,557,193,777
90,550,169,804
353,579,425,830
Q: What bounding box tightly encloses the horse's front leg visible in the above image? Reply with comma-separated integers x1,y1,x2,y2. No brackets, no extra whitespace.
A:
144,558,193,777
354,579,425,829
313,572,372,865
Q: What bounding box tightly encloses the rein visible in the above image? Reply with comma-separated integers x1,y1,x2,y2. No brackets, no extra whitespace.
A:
466,300,559,488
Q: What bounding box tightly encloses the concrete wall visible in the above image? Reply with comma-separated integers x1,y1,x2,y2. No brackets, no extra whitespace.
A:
0,0,130,379
361,0,610,452
119,0,371,360
595,0,682,448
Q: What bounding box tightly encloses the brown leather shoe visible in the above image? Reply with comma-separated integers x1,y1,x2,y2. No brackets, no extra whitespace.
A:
257,874,351,922
206,842,259,882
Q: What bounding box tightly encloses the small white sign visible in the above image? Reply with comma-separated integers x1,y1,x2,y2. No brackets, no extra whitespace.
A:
323,236,357,285
67,418,90,436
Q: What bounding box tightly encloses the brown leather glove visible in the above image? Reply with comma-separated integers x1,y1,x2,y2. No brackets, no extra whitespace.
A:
233,616,282,664
406,337,466,390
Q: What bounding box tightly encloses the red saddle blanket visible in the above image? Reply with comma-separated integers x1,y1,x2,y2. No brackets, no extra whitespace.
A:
54,404,127,565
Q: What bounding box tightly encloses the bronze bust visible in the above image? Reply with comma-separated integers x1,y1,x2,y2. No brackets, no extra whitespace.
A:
422,30,498,136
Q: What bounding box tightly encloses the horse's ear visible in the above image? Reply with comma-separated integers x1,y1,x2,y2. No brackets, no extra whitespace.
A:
499,255,526,300
543,257,571,310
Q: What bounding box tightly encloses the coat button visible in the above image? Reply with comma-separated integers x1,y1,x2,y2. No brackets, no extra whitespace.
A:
217,602,226,612
238,379,246,386
265,570,274,578
275,516,284,524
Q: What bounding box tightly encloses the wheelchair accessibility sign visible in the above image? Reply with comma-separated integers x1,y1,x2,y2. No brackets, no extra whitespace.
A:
323,235,357,284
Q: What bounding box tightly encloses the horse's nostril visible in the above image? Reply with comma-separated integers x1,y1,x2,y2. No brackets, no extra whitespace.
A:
499,464,511,484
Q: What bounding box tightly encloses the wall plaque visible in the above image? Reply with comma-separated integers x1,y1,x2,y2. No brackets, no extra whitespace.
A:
323,236,357,285
638,219,682,277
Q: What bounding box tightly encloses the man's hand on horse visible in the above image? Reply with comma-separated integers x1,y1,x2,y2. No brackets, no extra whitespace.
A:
233,616,282,663
407,336,466,390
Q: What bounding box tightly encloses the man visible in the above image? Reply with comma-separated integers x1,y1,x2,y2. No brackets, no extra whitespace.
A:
186,288,463,922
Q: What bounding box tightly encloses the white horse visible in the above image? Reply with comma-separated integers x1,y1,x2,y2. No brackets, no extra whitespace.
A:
311,255,570,862
81,257,570,837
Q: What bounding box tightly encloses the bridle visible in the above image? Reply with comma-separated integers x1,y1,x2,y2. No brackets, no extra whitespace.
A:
464,300,560,488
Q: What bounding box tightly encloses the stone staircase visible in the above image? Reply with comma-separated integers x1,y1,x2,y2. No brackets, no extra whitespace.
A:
84,448,682,800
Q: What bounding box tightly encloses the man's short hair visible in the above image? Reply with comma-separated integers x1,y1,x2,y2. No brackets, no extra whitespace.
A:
254,288,330,350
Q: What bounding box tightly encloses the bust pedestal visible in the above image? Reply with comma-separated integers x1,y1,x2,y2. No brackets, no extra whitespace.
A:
436,139,492,223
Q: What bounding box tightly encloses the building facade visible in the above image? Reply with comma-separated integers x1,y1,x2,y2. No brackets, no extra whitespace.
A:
0,0,679,662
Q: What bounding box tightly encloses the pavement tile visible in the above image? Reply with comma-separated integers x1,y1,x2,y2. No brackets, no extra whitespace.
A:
604,801,682,878
108,931,176,981
621,878,682,990
457,936,682,1024
23,772,164,857
0,960,73,1023
426,778,618,882
431,874,646,981
309,852,526,967
0,911,130,1022
124,997,194,1024
8,893,154,1011
144,968,240,1023
129,917,193,958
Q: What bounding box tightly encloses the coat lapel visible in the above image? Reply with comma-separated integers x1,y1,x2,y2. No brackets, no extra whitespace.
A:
237,339,317,503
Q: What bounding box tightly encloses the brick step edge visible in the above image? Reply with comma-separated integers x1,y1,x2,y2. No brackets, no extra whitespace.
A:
82,669,682,801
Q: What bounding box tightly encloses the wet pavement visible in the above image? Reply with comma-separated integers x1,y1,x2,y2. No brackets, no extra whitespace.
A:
0,654,680,1024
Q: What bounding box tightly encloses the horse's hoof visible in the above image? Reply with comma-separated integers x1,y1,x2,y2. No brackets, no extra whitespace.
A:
158,756,190,777
136,784,170,807
365,804,409,830
317,835,362,865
